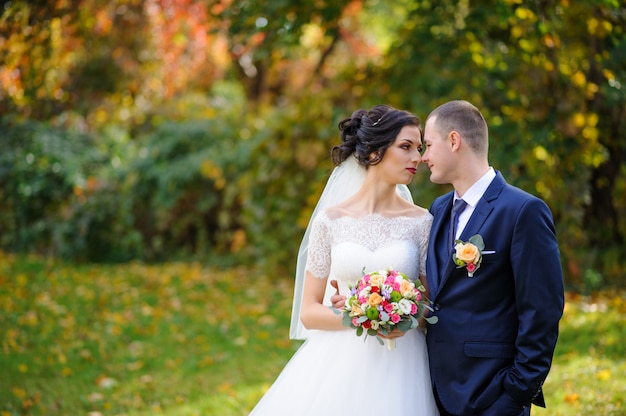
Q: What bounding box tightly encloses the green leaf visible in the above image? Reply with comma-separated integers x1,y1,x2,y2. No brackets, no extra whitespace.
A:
468,234,485,251
425,316,439,324
396,320,411,332
379,311,390,322
329,306,342,315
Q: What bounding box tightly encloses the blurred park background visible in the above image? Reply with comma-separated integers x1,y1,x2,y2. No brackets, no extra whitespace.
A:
1,0,625,415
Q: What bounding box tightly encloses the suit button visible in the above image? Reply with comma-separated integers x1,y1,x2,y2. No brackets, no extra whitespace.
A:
434,304,440,311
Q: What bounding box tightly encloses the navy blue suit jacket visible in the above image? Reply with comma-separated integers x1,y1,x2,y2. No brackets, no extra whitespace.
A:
426,172,564,415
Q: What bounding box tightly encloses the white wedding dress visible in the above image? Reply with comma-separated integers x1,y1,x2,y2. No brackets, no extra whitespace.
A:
249,211,439,416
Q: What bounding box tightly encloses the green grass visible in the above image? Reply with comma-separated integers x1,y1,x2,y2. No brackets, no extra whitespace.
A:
1,252,624,415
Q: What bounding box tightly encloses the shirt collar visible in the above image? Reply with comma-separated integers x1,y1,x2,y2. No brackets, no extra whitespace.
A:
454,167,496,207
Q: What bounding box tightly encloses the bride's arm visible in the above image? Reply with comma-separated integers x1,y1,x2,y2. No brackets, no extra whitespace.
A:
300,271,345,331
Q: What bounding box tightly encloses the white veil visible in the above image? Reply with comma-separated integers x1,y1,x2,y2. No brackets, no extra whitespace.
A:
289,154,414,340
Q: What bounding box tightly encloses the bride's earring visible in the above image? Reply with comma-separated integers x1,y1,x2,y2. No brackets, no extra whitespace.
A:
369,151,382,164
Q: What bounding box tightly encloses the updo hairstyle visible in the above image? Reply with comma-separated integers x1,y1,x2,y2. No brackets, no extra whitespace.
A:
331,104,421,167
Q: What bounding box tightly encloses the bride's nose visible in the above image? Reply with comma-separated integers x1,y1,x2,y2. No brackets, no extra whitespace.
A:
412,149,422,163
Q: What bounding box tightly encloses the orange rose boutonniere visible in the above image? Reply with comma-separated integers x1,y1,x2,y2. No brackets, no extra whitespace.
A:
453,234,485,277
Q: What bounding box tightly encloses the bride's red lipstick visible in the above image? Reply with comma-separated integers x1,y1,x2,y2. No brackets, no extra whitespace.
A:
406,167,417,174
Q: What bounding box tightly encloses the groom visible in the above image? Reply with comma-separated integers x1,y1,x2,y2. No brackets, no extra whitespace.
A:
421,100,564,415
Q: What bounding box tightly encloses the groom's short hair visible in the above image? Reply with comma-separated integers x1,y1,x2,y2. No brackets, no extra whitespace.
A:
428,100,488,156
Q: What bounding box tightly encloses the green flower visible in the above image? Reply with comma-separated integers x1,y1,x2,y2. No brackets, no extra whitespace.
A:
366,307,379,320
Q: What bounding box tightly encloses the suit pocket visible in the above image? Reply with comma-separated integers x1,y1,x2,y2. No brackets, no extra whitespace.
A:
480,251,497,263
464,341,515,359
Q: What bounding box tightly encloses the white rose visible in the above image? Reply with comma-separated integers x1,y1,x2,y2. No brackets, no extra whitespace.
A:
398,298,413,314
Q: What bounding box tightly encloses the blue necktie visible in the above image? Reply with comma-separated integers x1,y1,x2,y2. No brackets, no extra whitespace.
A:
449,198,468,253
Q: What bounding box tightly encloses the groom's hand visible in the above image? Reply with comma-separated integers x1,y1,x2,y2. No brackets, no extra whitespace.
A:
329,280,346,309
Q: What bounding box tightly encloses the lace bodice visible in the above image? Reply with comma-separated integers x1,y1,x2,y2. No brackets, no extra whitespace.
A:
306,211,433,296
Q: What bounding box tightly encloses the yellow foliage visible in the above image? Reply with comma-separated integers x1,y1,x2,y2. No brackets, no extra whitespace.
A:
586,113,599,127
12,387,27,399
515,7,536,21
230,229,247,253
587,17,599,34
582,126,599,141
519,39,533,52
572,112,586,128
511,25,524,39
533,146,549,161
586,82,599,99
597,369,611,381
572,71,586,88
200,159,222,180
602,69,615,81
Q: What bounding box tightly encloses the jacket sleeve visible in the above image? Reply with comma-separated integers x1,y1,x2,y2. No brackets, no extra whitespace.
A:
503,196,564,405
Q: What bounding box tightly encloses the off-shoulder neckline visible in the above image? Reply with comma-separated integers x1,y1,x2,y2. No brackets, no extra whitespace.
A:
318,211,433,222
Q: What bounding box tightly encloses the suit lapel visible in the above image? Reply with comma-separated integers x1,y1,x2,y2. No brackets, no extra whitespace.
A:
458,203,493,244
434,172,507,297
429,195,453,297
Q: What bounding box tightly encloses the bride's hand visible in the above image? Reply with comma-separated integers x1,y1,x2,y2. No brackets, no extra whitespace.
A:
329,280,346,309
378,329,406,340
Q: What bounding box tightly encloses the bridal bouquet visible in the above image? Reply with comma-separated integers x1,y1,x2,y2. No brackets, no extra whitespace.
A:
341,269,437,350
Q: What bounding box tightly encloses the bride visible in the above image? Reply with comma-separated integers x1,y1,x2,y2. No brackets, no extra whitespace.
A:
249,104,439,416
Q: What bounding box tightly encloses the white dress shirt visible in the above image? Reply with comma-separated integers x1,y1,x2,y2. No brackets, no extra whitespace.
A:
453,167,496,239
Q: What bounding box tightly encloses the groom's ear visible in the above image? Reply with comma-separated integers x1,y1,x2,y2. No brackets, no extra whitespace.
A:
449,130,462,151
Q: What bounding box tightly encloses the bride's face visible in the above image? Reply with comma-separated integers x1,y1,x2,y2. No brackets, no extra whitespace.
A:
374,125,423,185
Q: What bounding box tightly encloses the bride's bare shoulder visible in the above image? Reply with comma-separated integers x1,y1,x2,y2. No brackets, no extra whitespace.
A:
323,194,366,219
398,199,430,218
324,205,353,220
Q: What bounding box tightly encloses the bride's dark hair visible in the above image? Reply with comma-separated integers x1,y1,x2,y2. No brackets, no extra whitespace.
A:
332,104,421,167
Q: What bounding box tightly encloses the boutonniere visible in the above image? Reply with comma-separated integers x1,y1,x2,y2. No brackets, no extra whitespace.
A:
452,234,485,277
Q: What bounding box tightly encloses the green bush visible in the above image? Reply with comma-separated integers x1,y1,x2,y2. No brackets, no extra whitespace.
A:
127,118,252,261
0,116,145,262
0,116,104,254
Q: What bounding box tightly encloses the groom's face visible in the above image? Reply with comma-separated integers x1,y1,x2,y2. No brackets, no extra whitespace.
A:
422,117,454,185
